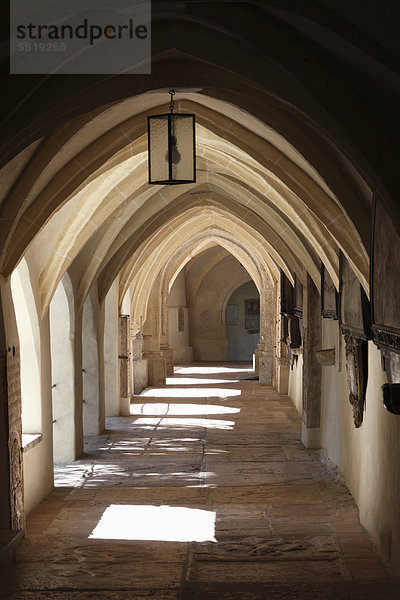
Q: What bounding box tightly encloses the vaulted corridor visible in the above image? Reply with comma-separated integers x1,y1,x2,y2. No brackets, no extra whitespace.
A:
3,364,399,600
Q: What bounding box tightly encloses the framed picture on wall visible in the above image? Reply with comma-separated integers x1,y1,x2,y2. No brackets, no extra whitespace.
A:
321,263,339,319
339,251,371,340
371,199,400,354
244,298,260,332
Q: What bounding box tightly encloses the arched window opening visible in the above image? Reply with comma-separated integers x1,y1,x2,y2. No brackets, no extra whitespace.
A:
50,276,75,462
11,258,42,437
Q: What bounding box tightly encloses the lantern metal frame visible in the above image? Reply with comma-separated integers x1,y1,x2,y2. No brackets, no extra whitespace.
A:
147,90,196,185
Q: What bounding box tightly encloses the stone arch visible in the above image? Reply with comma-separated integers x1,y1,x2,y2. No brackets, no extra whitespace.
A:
11,258,41,435
1,94,371,314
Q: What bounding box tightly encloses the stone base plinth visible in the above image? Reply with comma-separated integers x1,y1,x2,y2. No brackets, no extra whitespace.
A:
301,423,321,448
277,365,289,394
160,347,174,376
132,359,148,394
258,352,273,385
147,357,166,386
173,346,194,364
119,397,130,417
0,529,24,566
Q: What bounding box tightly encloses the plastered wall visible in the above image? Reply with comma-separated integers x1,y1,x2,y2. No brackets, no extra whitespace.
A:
288,316,400,571
188,253,251,361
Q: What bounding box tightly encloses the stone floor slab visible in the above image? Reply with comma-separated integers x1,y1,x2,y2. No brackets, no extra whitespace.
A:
4,363,398,599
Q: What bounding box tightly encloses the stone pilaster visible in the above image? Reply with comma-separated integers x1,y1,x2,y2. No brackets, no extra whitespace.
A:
1,345,24,533
257,281,275,385
119,315,131,416
301,270,322,448
142,351,166,386
160,344,174,376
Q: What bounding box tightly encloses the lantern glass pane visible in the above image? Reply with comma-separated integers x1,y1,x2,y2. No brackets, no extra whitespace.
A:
170,115,195,181
149,115,169,182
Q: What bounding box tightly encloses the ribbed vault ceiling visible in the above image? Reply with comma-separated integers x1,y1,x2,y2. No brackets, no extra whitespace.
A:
3,93,371,319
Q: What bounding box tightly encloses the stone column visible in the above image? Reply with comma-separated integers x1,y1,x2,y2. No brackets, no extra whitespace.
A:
0,276,25,547
82,288,102,435
119,314,131,416
159,283,174,376
130,319,147,394
301,269,322,448
276,280,290,394
74,307,84,457
256,280,274,384
142,283,166,386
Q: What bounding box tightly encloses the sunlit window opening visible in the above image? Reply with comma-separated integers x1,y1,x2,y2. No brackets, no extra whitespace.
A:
89,505,217,542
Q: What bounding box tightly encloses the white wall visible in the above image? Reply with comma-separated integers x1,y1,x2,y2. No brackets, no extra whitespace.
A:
288,316,400,572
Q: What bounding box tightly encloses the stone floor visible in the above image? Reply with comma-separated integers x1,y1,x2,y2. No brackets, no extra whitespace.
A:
2,363,399,599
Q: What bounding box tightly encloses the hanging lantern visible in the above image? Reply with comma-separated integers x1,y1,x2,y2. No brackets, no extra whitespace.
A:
148,90,196,185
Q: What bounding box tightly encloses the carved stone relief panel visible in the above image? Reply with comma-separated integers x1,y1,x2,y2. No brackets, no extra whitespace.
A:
5,345,24,531
344,335,368,428
321,263,338,319
244,298,260,332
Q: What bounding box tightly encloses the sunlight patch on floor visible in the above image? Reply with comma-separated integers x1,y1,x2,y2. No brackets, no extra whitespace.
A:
131,417,236,429
139,388,242,398
166,377,235,385
89,504,217,542
175,366,251,375
130,403,241,416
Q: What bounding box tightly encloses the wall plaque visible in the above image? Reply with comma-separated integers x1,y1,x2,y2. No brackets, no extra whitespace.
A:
288,315,301,349
244,299,260,331
321,263,338,319
339,252,370,340
344,335,368,427
371,199,400,354
294,273,303,317
280,269,295,315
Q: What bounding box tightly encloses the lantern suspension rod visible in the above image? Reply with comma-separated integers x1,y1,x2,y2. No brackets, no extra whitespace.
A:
169,89,175,113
